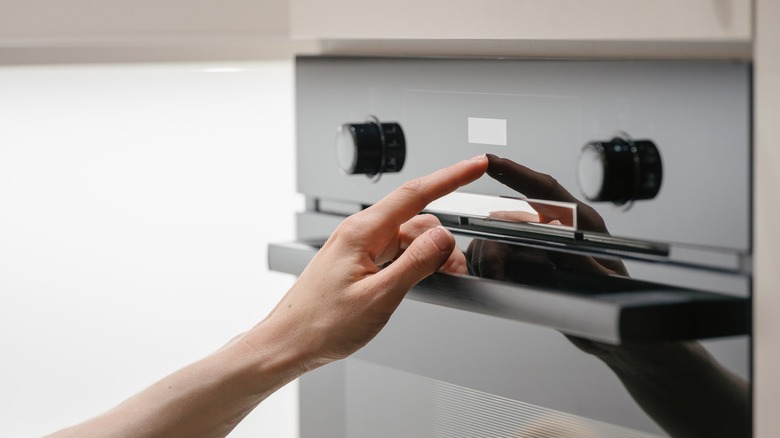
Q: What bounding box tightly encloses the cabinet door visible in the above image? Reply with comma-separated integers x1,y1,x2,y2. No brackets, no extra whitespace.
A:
0,0,316,62
292,0,751,56
0,0,287,39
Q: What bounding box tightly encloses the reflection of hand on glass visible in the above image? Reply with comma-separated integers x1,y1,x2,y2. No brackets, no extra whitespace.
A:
471,155,749,438
468,154,627,281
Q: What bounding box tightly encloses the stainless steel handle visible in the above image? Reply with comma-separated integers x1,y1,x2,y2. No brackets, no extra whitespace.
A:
268,241,750,345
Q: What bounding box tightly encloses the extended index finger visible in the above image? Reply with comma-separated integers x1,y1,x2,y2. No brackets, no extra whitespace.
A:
365,155,488,229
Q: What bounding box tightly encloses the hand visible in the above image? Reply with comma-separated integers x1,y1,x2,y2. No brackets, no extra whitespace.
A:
256,155,488,370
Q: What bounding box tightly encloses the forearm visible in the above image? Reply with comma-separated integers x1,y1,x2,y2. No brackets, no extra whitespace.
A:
47,322,306,438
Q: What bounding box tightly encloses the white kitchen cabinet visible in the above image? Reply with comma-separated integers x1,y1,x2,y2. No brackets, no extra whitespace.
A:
292,0,751,58
754,1,780,436
0,0,317,63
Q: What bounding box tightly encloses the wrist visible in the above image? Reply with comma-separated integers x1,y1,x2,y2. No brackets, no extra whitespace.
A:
225,319,315,397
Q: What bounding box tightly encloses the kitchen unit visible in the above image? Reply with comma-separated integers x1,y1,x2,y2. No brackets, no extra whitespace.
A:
269,0,780,436
272,55,752,437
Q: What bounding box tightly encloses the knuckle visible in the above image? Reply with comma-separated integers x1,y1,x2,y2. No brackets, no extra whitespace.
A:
402,177,423,192
398,178,431,204
416,213,441,228
399,178,423,196
332,215,364,241
336,216,359,233
542,173,560,188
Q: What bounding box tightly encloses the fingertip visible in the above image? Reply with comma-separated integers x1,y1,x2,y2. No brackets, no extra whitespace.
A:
471,153,489,169
429,226,455,253
462,154,489,179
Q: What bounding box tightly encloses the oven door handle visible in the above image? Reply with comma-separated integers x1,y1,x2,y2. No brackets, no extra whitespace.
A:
268,241,750,345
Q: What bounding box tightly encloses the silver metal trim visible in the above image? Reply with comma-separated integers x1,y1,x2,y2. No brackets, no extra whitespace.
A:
268,241,750,345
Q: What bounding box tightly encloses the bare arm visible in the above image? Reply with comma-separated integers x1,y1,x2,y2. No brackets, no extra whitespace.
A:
47,155,488,438
47,329,304,438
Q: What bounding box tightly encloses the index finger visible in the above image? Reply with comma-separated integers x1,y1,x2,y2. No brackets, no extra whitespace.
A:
365,155,488,229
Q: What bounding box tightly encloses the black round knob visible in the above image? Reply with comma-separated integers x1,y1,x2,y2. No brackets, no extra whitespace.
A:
336,119,406,177
577,137,662,205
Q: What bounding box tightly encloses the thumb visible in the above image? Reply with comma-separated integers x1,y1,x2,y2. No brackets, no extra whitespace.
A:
376,226,456,298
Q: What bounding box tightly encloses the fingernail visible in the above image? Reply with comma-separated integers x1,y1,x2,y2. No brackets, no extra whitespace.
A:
470,154,487,161
430,226,453,252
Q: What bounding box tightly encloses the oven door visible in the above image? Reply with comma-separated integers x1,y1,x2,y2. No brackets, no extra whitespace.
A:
271,238,750,437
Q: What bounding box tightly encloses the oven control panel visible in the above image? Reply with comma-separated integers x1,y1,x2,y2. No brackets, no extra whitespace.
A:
297,57,750,253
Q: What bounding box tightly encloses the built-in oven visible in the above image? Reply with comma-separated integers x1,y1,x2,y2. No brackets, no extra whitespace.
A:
269,57,751,437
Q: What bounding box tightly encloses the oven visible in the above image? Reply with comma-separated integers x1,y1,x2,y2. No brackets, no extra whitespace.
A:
269,57,751,437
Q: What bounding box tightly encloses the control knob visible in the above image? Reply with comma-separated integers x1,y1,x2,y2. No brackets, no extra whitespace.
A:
577,136,662,205
336,117,406,179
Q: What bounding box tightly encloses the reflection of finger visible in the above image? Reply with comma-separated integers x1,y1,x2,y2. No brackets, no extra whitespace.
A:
487,210,540,223
467,239,523,281
488,210,571,230
481,156,631,276
486,155,607,232
526,200,575,227
487,154,578,202
366,155,488,230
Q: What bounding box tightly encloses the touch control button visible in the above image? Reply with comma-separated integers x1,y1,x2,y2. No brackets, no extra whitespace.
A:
577,136,662,205
336,117,406,179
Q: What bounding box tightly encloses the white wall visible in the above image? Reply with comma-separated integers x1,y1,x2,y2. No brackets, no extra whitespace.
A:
0,61,299,437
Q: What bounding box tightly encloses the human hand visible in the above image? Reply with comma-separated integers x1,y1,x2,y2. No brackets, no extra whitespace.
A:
257,155,488,370
41,158,488,438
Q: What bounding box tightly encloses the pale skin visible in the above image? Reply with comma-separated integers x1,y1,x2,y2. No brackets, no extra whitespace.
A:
47,155,489,438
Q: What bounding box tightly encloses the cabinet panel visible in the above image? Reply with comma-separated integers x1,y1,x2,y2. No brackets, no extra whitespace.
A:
755,0,780,436
0,0,286,38
292,0,751,42
0,0,319,63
